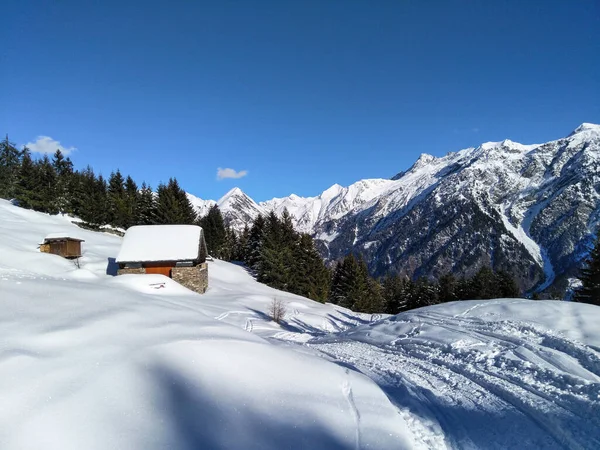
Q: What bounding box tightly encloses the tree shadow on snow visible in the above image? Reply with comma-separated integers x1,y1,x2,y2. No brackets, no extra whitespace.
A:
151,364,348,450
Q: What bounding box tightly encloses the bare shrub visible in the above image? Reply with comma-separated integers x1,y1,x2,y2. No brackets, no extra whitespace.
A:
269,297,287,324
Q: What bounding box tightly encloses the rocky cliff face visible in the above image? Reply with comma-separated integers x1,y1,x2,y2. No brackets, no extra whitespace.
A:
190,123,600,293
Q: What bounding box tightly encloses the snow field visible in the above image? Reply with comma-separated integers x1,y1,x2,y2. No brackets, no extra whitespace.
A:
0,200,414,449
1,199,600,449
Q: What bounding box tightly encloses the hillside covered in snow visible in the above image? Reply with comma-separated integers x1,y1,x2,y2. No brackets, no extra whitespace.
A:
190,123,600,295
1,199,600,449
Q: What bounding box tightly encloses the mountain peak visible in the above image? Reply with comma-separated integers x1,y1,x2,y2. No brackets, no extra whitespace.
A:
218,187,247,204
569,123,600,136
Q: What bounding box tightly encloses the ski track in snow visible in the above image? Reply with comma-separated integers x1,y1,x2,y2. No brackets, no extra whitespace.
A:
342,370,362,450
305,309,600,450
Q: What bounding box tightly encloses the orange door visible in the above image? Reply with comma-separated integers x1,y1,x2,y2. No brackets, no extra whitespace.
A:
145,266,172,277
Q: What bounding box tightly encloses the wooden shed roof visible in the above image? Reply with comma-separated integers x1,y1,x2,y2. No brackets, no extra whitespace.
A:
41,233,85,243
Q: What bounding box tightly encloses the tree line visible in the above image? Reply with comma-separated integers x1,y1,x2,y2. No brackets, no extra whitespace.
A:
3,134,597,309
329,254,521,314
201,206,331,303
574,231,600,306
0,136,197,228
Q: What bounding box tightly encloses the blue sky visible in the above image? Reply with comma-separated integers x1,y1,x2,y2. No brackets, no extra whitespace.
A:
2,1,599,202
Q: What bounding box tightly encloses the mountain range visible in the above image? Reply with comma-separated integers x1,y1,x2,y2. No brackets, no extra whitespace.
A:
187,123,600,294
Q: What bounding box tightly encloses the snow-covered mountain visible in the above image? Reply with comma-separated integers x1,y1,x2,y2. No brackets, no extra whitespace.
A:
189,123,600,294
188,187,264,231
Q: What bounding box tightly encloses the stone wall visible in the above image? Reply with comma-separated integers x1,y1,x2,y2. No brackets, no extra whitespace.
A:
117,267,146,275
171,263,208,294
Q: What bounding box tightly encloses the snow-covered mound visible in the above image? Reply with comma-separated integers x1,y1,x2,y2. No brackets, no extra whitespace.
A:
1,199,599,449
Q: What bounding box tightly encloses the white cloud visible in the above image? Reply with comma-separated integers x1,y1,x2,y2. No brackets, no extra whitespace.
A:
217,167,248,180
25,136,76,155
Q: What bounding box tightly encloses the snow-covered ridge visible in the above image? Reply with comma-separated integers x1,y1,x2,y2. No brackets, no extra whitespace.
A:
187,123,600,292
192,123,599,234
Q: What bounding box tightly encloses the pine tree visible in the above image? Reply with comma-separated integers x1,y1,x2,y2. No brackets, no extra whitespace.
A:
155,178,196,224
0,135,22,199
14,148,39,209
329,254,370,310
52,149,73,213
382,274,409,314
136,182,156,225
290,233,330,302
221,226,238,261
235,224,250,261
406,277,439,310
36,154,58,214
244,214,265,272
92,174,109,225
495,270,520,298
574,231,600,305
107,170,127,228
469,266,497,299
438,273,459,303
199,205,227,257
77,168,108,226
123,175,139,229
259,212,294,290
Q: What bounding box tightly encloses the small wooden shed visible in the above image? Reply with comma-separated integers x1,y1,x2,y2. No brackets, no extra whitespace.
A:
40,234,84,258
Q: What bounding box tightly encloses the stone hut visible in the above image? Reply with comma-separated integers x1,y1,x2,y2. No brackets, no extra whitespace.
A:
40,234,84,258
116,225,208,294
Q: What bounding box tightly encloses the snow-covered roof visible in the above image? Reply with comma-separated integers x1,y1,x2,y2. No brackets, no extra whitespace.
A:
43,233,85,242
116,225,204,263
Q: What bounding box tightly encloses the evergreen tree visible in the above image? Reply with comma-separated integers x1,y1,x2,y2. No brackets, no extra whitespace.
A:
382,274,409,314
495,270,520,298
0,135,22,199
92,174,109,225
199,205,227,257
77,168,108,226
244,214,266,272
107,170,127,228
52,149,74,213
14,148,39,209
155,178,197,224
123,175,139,228
406,277,439,310
259,212,295,290
329,254,371,311
221,226,238,261
136,182,156,225
36,154,58,214
438,273,459,303
354,277,385,313
290,233,330,302
234,224,250,261
469,266,497,299
574,231,600,305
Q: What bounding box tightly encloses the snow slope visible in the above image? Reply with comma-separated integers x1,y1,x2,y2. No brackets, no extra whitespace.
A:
1,199,600,449
0,200,410,450
309,300,600,449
